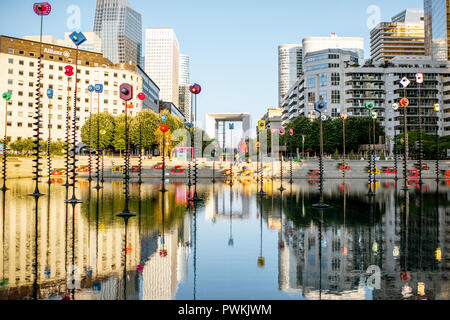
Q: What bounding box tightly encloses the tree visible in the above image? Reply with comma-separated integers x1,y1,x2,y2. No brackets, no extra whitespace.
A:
81,112,115,150
130,110,160,151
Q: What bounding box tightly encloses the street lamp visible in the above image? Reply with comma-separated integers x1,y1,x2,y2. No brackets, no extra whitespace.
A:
94,84,103,190
399,76,411,191
189,83,202,201
229,122,234,186
1,92,11,191
30,1,52,198
365,101,375,196
434,103,440,183
66,31,87,204
312,98,328,208
392,103,400,181
340,113,348,179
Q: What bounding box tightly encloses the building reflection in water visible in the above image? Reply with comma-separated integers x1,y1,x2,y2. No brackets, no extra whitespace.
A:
0,178,448,300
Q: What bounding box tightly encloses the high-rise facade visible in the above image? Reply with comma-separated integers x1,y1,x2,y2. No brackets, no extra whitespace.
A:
145,28,180,107
179,54,191,122
278,44,303,105
302,33,364,65
370,9,425,61
424,0,450,61
93,0,142,65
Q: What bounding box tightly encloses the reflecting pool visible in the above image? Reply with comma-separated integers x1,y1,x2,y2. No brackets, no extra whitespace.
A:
0,178,449,300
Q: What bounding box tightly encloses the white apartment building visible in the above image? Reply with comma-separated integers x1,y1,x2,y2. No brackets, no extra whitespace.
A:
302,33,364,65
179,54,191,122
279,44,303,105
281,49,359,126
145,28,180,107
24,32,103,54
344,56,450,147
0,35,160,143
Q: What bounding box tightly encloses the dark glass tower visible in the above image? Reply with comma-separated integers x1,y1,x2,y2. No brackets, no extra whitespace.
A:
424,0,450,61
94,0,142,65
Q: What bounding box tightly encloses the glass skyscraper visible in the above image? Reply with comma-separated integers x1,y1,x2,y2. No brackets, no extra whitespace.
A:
93,0,142,65
424,0,450,61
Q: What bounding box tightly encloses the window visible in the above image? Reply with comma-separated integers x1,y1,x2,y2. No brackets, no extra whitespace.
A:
319,73,327,87
319,91,327,102
307,92,315,105
19,60,24,65
17,123,23,128
8,49,14,54
307,75,316,89
49,65,54,70
29,62,34,67
18,91,23,96
8,69,13,74
19,50,24,55
19,71,24,76
30,52,35,57
57,125,62,129
331,73,340,86
29,92,34,97
8,58,13,64
28,123,33,128
8,80,13,85
29,72,34,77
331,90,340,104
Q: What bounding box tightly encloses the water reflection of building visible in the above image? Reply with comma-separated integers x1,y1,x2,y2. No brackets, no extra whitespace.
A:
0,181,192,300
277,188,450,300
205,184,251,221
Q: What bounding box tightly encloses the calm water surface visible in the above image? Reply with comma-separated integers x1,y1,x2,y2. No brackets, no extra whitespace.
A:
0,178,449,300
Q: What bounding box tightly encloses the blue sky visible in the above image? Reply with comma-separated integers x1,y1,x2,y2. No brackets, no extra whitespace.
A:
1,0,420,128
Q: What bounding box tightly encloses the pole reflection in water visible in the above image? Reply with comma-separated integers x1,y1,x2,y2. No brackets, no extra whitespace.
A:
228,185,233,247
1,190,7,295
0,179,448,300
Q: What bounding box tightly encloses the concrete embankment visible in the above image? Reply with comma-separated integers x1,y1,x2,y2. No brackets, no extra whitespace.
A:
3,156,450,180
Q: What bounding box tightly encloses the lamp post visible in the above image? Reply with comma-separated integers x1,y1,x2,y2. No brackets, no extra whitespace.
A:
416,73,424,186
189,84,202,201
312,98,328,208
137,93,146,185
116,83,135,218
229,122,234,186
87,85,95,183
1,92,11,192
434,103,441,183
66,31,87,204
160,120,169,193
63,74,72,189
399,76,411,191
30,2,51,198
371,111,378,194
392,103,400,181
46,89,53,185
365,102,375,196
93,84,103,190
341,114,348,179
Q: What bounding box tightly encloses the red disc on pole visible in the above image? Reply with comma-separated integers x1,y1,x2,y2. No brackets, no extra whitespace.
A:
64,65,74,77
189,84,202,95
33,2,51,15
137,93,146,101
160,125,169,133
399,98,410,107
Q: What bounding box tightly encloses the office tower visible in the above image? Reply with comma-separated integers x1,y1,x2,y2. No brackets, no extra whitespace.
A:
392,8,425,22
24,32,103,53
179,54,191,122
424,0,450,61
370,9,425,61
145,28,180,107
302,33,364,65
93,0,142,65
279,44,303,105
